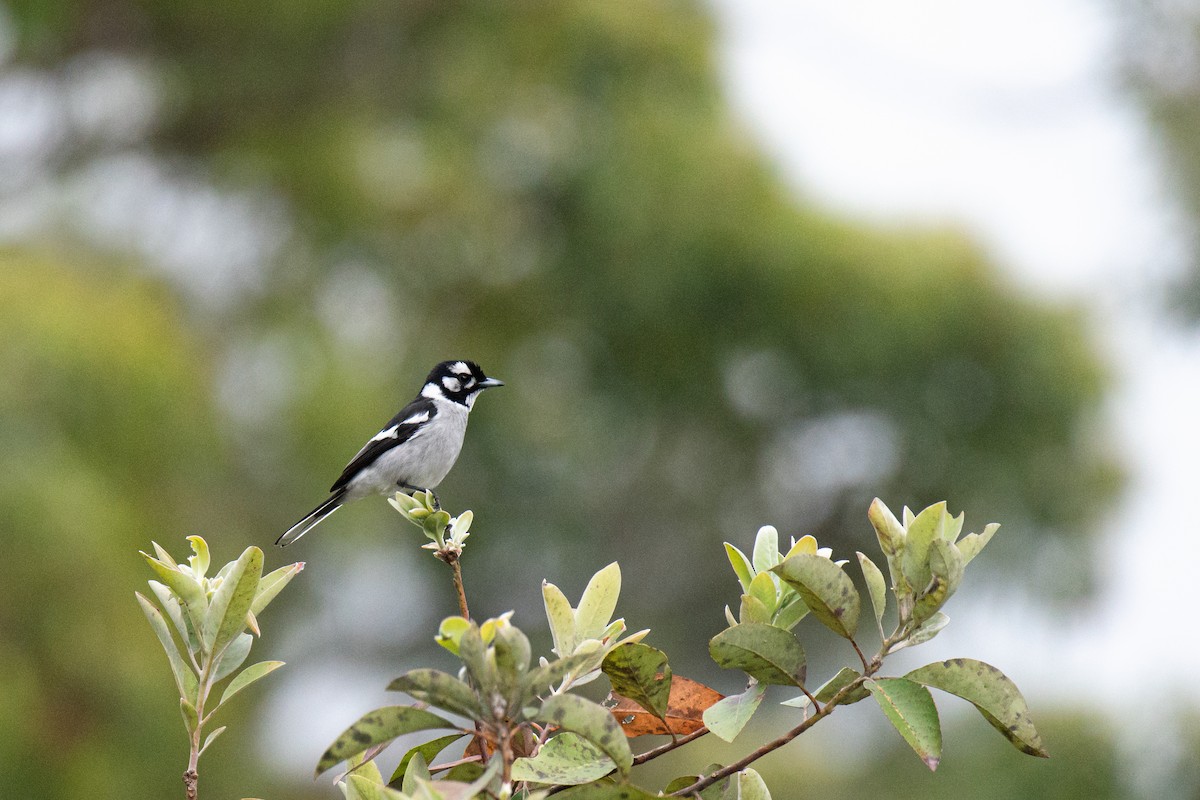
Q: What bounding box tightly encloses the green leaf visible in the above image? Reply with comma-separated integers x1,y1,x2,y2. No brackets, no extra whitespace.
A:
901,502,946,592
435,616,471,655
251,561,304,616
896,612,949,650
866,678,942,770
867,498,905,557
905,658,1048,757
738,594,771,625
186,535,211,578
724,543,755,592
524,652,595,701
402,751,431,796
198,725,226,756
180,697,199,734
575,563,621,641
388,669,482,720
747,572,777,616
542,581,576,656
212,633,253,683
512,732,616,785
345,774,409,800
957,523,999,566
316,706,462,777
709,623,805,687
494,624,532,703
552,783,661,800
735,768,771,800
142,553,208,636
814,667,869,705
388,734,466,786
912,539,963,625
856,552,887,634
535,694,633,776
601,642,671,721
136,592,198,702
944,511,965,542
218,660,283,707
702,682,766,742
201,546,263,656
147,580,193,651
751,526,780,574
456,625,496,703
772,595,810,630
772,554,861,639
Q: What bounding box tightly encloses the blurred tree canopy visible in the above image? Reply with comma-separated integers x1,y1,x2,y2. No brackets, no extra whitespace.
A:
1120,0,1200,313
0,1,1120,798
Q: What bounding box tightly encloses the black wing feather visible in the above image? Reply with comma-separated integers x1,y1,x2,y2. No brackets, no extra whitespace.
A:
329,396,437,492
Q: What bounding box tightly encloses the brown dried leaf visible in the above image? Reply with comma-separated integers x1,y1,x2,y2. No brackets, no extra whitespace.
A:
608,675,724,737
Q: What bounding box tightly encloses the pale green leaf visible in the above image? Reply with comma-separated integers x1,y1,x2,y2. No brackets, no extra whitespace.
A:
251,561,304,616
866,678,942,770
868,499,905,557
703,682,766,742
213,633,253,682
199,725,226,756
543,581,577,656
218,660,283,707
724,543,755,592
736,768,771,800
747,572,777,616
148,580,192,651
388,734,466,786
905,658,1047,757
345,774,409,800
388,669,482,720
402,752,431,796
901,502,947,592
957,523,1000,566
856,552,887,634
894,612,949,651
575,563,621,641
186,535,210,578
535,694,633,776
142,553,208,636
772,554,861,639
709,623,805,687
738,594,771,625
201,546,263,656
511,732,615,785
316,706,462,777
136,592,198,703
180,697,199,734
601,642,671,721
772,595,810,631
751,526,780,574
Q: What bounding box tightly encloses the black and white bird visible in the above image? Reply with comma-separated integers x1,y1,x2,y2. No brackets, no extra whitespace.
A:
277,360,503,546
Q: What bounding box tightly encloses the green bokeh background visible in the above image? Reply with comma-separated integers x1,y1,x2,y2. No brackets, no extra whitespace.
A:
0,1,1182,797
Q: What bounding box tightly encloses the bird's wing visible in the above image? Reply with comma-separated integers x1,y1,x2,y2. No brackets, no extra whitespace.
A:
329,397,438,492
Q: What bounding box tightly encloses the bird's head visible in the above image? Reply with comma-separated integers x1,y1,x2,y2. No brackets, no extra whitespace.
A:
423,360,504,407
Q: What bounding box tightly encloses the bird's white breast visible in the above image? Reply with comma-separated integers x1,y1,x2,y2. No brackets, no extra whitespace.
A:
346,397,471,499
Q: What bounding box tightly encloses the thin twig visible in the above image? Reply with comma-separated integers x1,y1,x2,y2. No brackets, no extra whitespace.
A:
670,663,883,799
436,547,470,620
429,754,482,775
633,726,710,765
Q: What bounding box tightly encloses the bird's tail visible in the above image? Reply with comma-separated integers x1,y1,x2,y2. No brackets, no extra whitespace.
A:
277,489,346,546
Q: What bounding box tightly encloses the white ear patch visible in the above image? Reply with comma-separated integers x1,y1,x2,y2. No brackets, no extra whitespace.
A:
442,376,462,393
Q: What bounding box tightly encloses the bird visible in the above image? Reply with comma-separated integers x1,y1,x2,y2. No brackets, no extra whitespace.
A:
276,360,503,546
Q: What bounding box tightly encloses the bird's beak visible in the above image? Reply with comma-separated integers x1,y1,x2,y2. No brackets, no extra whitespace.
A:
479,377,504,389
